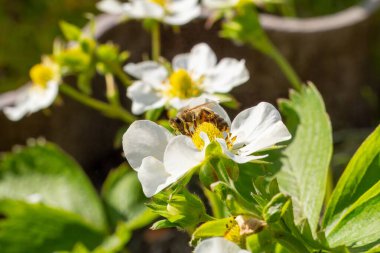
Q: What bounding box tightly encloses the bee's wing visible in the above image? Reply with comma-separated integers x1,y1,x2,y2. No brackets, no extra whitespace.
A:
180,101,219,113
202,100,231,126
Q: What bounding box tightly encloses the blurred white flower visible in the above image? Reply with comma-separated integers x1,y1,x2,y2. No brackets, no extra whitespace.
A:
203,0,240,10
124,43,249,115
0,57,60,121
122,98,290,197
194,237,249,253
97,0,201,25
26,193,43,204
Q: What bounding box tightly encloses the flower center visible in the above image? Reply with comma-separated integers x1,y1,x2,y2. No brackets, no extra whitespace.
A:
29,64,55,88
191,122,223,150
167,69,201,99
150,0,166,7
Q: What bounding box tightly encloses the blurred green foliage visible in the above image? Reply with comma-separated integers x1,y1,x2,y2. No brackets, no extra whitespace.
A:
0,0,95,93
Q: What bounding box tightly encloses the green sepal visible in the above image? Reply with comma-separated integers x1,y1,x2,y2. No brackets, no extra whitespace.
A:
205,141,224,158
151,219,178,230
263,193,290,223
147,189,208,230
144,107,164,121
59,21,82,41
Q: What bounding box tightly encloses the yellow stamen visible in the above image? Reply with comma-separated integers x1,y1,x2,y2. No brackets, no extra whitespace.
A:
191,122,223,150
224,220,243,246
29,64,55,88
150,0,166,7
167,69,201,99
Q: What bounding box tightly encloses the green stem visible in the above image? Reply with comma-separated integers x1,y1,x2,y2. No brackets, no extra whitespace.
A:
238,5,302,91
59,84,136,124
105,73,121,106
203,186,226,218
151,21,161,61
110,63,132,87
215,159,261,216
267,43,302,91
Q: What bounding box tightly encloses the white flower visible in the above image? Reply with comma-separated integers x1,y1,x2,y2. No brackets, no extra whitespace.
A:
0,58,60,121
124,43,249,115
194,237,250,253
123,98,291,197
97,0,201,25
203,0,240,10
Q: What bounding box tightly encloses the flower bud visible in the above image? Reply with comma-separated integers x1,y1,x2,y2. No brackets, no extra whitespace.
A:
149,190,208,229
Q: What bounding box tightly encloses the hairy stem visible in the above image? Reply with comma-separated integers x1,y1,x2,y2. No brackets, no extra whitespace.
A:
151,21,161,61
59,84,136,124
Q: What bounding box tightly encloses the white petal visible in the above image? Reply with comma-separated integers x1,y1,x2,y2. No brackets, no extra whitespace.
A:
231,102,291,155
194,237,250,253
216,139,267,164
167,0,199,12
203,59,249,93
168,97,194,110
29,81,59,113
163,135,204,177
0,84,29,109
127,81,166,114
97,0,125,14
171,54,189,71
3,99,30,121
123,120,173,170
123,0,164,19
3,81,58,121
138,156,174,197
181,97,231,126
202,0,239,9
124,61,168,82
172,43,217,78
164,5,201,25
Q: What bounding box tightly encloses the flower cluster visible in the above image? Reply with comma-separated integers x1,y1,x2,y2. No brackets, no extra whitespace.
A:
97,0,255,26
97,0,201,25
125,43,249,114
123,97,291,197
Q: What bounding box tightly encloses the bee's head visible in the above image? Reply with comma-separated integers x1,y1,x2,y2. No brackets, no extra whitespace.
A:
169,117,183,132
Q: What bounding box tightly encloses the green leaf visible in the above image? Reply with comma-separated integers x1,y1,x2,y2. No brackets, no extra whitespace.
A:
325,181,380,248
274,83,333,233
60,21,82,41
102,165,157,229
0,199,104,253
323,125,380,227
0,143,107,231
366,244,380,253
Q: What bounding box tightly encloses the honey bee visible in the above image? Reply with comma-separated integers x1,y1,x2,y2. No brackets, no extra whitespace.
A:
169,102,229,136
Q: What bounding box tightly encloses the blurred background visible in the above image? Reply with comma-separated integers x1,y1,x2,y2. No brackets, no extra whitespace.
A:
0,0,379,252
0,0,95,93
